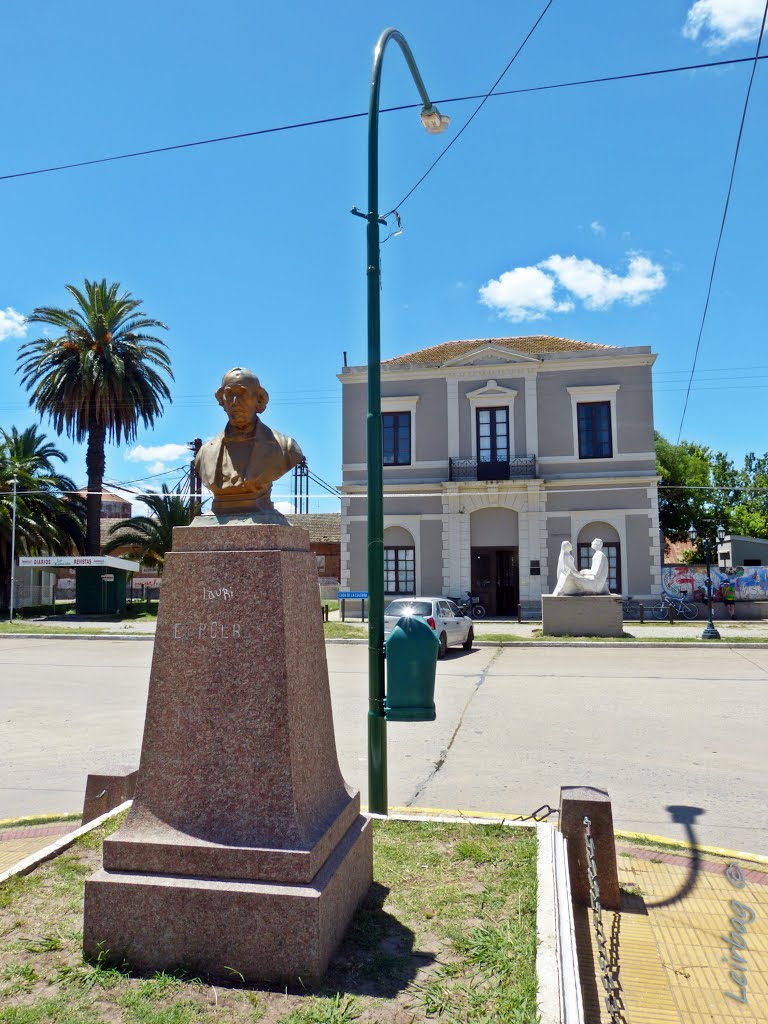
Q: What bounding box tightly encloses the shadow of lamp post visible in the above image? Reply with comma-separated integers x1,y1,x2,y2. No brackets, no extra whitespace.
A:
351,28,449,815
688,522,726,640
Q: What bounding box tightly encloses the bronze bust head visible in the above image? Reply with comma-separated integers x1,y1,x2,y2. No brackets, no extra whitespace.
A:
195,367,304,516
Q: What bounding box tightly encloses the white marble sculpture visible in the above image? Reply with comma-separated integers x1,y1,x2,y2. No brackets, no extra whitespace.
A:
552,538,610,596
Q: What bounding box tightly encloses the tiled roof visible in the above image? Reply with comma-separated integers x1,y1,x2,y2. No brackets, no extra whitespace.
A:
285,513,341,544
383,335,617,367
78,488,132,507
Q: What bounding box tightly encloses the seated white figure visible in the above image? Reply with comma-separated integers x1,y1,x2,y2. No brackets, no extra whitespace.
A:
552,538,610,596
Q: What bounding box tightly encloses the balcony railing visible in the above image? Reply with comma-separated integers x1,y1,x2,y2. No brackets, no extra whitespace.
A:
449,455,537,482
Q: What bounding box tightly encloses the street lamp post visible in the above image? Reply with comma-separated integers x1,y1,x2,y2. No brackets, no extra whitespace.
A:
688,523,726,640
352,28,449,815
9,475,18,622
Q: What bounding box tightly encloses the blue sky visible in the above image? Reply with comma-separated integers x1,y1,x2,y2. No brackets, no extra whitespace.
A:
1,1,765,512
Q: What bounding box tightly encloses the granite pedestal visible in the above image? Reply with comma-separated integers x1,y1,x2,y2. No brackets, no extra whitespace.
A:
542,594,624,637
84,522,372,983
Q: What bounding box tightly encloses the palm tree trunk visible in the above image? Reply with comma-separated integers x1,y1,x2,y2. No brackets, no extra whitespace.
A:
85,418,106,556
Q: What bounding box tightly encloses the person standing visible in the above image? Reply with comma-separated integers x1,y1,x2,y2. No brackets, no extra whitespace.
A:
722,579,736,619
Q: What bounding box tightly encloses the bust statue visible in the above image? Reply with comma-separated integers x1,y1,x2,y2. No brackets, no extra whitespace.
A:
195,367,304,516
551,538,610,596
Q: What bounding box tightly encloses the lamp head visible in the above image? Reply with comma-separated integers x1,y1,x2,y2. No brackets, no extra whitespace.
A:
688,523,698,543
716,524,726,544
420,104,450,134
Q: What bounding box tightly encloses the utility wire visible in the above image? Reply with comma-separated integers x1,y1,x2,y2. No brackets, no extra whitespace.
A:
1,55,764,184
676,1,768,443
384,0,556,216
306,468,341,496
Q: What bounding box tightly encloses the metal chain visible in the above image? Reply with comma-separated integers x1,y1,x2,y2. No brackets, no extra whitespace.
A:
583,816,623,1023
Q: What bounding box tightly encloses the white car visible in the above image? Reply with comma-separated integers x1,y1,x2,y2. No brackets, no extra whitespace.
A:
384,597,474,658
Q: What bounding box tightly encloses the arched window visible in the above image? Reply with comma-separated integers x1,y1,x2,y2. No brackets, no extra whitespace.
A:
383,526,415,595
577,522,621,593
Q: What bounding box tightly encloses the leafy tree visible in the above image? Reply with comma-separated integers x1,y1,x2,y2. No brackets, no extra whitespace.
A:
17,279,173,555
0,425,86,607
656,433,768,557
655,432,712,541
102,485,193,569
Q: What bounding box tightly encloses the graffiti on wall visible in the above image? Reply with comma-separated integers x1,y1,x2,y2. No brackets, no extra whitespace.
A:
662,565,768,601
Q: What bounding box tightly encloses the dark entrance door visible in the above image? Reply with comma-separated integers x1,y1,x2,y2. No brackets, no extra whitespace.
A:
471,547,519,617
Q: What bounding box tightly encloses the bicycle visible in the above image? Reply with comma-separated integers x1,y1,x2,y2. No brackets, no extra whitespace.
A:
651,594,699,620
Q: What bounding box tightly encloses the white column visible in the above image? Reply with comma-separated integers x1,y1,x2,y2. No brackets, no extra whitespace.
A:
524,373,539,457
340,496,351,587
525,482,545,604
648,485,663,596
447,378,460,459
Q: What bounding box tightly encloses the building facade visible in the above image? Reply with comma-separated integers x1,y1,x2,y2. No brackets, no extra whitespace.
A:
339,335,662,614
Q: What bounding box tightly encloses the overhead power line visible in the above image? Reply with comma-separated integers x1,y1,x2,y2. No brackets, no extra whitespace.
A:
676,1,768,443
0,55,764,184
384,0,556,216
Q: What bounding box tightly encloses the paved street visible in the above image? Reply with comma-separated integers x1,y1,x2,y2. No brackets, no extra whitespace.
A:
1,638,766,855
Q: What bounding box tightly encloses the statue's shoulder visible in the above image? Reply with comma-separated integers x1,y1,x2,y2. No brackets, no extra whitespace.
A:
196,433,224,464
258,420,303,461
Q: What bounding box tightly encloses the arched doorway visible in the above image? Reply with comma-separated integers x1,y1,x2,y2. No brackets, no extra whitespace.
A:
469,507,519,616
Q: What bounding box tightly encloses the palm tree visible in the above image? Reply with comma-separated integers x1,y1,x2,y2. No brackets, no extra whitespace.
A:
102,485,193,569
0,425,86,608
17,279,173,555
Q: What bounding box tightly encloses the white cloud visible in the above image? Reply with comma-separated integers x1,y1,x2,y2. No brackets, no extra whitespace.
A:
478,266,574,322
146,460,169,475
275,500,294,514
540,254,666,310
126,443,190,464
0,307,26,342
683,0,765,48
479,252,666,322
590,220,606,236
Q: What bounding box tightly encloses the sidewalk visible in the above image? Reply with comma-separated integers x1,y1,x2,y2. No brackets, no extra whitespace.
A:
0,819,80,873
3,813,767,1022
330,612,768,641
577,843,768,1023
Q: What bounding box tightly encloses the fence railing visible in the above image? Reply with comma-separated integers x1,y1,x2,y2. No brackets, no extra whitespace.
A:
448,455,537,482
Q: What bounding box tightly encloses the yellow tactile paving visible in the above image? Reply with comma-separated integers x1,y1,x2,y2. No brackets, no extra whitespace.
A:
0,836,54,872
577,850,768,1023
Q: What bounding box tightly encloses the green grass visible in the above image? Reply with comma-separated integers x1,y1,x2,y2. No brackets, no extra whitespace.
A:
0,813,81,831
0,816,539,1023
477,631,768,643
0,622,136,636
323,622,367,639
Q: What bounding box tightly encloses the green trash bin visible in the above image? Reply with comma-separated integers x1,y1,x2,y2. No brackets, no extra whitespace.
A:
384,614,439,722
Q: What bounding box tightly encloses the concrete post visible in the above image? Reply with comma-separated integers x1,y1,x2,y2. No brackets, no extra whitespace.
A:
559,785,621,912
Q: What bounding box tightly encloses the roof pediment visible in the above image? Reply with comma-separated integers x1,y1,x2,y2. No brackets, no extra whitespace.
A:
442,343,541,367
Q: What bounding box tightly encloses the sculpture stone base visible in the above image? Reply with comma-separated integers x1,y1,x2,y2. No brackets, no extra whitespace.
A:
542,594,624,637
84,816,372,983
84,522,372,983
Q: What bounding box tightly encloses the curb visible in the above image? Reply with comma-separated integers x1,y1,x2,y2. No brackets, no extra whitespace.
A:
0,801,131,884
614,829,768,866
0,812,81,830
3,634,767,648
0,633,155,641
